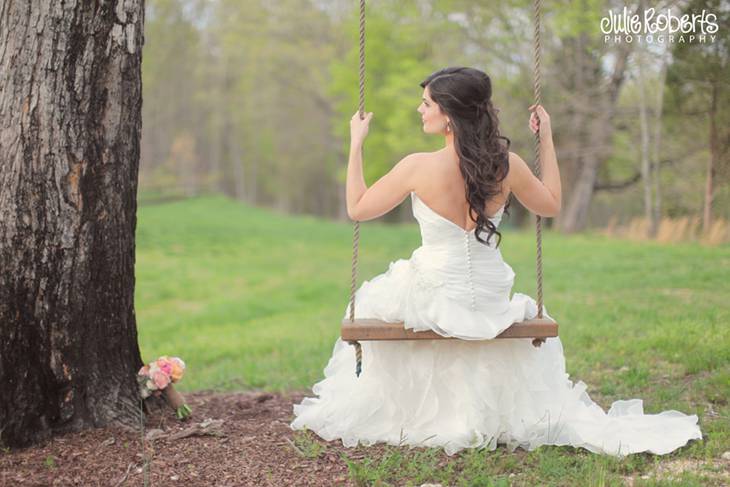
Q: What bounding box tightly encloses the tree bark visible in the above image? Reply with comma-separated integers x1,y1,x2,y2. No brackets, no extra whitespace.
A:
0,1,145,448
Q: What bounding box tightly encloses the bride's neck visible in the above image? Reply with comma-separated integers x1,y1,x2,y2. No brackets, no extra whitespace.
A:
444,131,455,148
442,133,458,163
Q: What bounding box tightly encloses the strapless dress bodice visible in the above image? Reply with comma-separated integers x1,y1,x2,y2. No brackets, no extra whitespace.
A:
409,192,512,312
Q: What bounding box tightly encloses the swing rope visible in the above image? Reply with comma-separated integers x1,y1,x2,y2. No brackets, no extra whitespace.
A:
346,0,367,377
347,0,546,376
349,0,366,325
532,0,544,319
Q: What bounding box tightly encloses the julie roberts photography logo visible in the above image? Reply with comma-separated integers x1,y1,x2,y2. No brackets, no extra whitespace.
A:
601,6,719,44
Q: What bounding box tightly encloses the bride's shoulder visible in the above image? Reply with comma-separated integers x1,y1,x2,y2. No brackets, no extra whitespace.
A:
409,151,435,161
413,150,453,167
506,151,529,179
400,152,438,172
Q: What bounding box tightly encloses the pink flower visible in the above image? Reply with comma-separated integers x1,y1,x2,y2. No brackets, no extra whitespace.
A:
138,365,150,376
152,369,170,389
156,358,173,376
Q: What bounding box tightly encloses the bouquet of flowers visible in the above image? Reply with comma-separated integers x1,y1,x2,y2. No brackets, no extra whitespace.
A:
138,356,192,420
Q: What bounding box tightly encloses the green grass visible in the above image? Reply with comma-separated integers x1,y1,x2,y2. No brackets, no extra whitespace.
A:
136,194,730,486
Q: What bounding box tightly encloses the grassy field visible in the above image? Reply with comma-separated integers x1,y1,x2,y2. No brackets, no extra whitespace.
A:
135,194,729,486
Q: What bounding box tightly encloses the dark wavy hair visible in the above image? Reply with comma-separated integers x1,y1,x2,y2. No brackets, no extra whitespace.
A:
420,67,511,247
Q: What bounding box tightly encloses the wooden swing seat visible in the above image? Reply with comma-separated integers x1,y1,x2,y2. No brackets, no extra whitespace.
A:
341,317,558,341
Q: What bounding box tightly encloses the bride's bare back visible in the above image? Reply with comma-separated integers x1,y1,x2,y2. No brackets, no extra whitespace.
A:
407,147,560,231
411,149,511,232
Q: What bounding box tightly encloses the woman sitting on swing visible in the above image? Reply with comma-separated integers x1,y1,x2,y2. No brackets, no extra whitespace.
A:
290,67,702,457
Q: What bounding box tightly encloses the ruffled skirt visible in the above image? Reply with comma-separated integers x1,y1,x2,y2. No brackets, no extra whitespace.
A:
290,259,702,456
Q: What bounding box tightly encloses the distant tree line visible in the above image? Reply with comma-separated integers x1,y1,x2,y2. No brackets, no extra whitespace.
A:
140,0,730,233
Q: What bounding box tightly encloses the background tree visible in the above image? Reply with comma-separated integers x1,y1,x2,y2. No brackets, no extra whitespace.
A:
141,0,204,197
136,0,728,235
666,0,730,233
0,1,145,447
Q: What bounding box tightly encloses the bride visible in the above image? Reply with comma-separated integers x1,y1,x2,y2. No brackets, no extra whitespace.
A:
289,66,702,457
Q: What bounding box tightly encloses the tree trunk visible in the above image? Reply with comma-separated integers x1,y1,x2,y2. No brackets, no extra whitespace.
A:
218,67,236,199
559,41,632,233
0,1,145,448
703,81,718,234
232,135,246,201
650,50,669,237
637,42,653,236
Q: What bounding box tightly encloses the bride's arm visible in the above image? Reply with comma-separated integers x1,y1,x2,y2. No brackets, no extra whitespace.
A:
346,147,420,221
507,105,561,217
346,110,420,221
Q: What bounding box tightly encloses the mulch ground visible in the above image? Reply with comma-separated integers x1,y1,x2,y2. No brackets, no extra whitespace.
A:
0,390,387,487
3,391,724,486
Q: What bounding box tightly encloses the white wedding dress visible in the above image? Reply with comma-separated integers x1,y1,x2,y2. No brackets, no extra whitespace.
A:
290,191,702,456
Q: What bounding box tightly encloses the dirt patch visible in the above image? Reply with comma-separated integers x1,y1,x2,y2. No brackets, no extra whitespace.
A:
1,390,723,486
0,390,362,487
